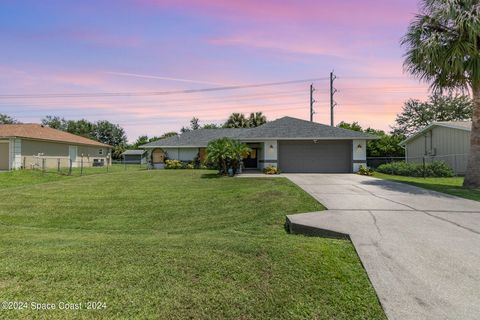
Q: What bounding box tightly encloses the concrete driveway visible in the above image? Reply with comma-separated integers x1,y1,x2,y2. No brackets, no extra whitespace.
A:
285,174,480,320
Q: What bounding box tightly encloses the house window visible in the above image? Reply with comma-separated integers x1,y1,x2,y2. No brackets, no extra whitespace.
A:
99,149,103,155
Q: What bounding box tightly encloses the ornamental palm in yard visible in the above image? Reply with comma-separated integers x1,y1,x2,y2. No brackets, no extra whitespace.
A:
402,0,480,188
206,137,251,174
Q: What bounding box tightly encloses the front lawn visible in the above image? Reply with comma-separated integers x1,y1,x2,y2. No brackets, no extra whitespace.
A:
374,172,480,201
0,170,385,319
0,164,144,189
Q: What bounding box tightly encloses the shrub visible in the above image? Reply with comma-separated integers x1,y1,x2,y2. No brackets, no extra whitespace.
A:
357,165,373,176
206,138,251,175
427,161,455,177
376,161,454,177
165,159,183,169
263,165,280,175
185,163,195,169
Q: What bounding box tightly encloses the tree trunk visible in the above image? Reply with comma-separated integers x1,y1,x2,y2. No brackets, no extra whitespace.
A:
463,83,480,188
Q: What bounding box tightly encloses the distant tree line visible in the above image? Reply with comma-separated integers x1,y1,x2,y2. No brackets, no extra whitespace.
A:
0,94,472,160
180,112,267,133
0,114,20,124
337,94,472,158
337,121,405,158
392,94,472,136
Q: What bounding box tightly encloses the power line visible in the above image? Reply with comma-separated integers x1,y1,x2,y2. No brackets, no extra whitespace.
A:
0,77,329,99
8,99,312,119
0,90,309,109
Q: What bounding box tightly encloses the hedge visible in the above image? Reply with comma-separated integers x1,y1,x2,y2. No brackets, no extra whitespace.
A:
376,161,454,177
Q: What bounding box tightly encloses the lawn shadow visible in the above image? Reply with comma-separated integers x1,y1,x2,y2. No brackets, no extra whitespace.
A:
200,173,222,179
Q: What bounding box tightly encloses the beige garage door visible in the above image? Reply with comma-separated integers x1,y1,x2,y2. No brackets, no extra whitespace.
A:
0,142,9,170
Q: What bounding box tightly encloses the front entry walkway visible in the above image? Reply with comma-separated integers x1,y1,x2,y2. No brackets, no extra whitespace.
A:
285,174,480,320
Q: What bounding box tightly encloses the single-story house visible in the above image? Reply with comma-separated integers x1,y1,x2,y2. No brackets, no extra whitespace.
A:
399,121,472,174
0,123,112,170
141,116,377,173
121,149,147,164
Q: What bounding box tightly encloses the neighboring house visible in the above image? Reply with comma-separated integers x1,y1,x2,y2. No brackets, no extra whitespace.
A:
399,121,472,174
141,116,377,173
121,149,146,164
0,124,112,170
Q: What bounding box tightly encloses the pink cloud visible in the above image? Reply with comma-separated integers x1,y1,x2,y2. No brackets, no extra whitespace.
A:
208,34,348,57
141,0,415,26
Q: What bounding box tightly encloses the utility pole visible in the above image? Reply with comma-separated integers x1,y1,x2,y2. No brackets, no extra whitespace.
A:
330,71,337,126
309,83,315,122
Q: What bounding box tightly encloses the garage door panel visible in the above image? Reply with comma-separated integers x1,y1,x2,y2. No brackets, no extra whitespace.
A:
279,140,351,173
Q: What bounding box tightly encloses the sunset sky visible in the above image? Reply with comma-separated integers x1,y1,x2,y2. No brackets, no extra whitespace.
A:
0,0,430,141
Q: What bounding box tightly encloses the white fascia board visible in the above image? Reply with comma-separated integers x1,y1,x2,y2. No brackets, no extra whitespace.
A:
240,137,378,141
141,145,206,148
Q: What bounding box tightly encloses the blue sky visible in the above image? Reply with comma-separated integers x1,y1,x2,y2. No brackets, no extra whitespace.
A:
0,0,430,141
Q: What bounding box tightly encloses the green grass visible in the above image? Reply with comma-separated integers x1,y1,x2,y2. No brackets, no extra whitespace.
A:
374,172,480,201
0,170,385,319
0,165,144,189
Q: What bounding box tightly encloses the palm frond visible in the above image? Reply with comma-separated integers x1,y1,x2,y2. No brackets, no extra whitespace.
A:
402,0,480,91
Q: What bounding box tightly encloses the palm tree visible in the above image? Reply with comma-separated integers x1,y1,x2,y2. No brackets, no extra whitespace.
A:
206,138,251,175
229,139,252,171
248,112,267,127
402,0,480,188
224,113,249,128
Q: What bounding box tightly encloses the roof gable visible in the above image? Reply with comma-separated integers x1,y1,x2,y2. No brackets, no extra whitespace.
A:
0,124,111,148
400,121,472,146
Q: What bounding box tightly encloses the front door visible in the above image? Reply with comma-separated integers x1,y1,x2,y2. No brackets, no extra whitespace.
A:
243,148,258,169
152,149,166,163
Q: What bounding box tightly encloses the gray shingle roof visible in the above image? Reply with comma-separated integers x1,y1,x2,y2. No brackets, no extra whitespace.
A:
141,116,377,148
141,128,247,147
121,149,146,155
239,117,377,140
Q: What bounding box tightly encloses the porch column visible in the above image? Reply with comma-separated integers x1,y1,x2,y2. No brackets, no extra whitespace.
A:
261,140,278,170
352,139,367,172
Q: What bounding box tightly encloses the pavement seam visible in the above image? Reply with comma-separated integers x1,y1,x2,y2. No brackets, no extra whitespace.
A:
354,184,480,237
422,211,480,236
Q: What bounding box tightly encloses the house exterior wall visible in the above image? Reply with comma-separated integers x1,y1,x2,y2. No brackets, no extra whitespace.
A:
0,140,9,170
13,139,111,170
77,145,108,158
179,148,199,161
163,148,199,162
22,139,69,156
163,148,178,160
352,139,367,172
405,126,470,174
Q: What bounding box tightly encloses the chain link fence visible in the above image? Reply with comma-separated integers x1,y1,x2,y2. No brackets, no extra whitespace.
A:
367,157,405,169
368,153,469,175
23,156,148,177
